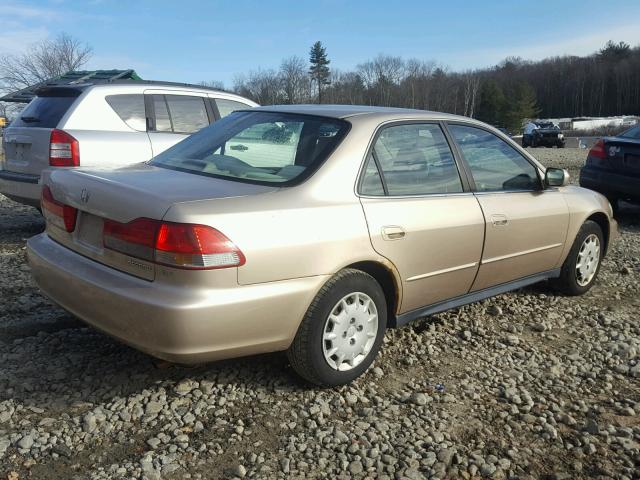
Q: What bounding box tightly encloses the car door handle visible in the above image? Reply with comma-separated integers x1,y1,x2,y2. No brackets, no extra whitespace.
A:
491,214,508,226
382,226,405,240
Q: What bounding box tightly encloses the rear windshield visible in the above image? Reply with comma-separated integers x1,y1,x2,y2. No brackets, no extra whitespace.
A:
150,111,350,185
11,95,78,128
620,124,640,140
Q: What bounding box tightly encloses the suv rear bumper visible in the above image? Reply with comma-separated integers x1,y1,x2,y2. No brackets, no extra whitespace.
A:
0,170,42,207
27,233,326,364
580,166,640,201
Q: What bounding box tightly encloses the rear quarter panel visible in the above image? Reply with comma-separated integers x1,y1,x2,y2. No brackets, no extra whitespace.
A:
161,117,402,288
163,190,386,286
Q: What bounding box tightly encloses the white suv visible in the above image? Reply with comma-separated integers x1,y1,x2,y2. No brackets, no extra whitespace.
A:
0,81,257,208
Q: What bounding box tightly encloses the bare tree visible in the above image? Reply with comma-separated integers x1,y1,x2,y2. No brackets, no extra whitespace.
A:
357,54,405,106
198,80,225,90
280,56,309,104
0,33,92,93
462,71,481,117
233,69,284,105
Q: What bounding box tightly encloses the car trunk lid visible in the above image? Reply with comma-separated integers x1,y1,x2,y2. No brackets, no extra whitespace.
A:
43,163,278,280
604,137,640,175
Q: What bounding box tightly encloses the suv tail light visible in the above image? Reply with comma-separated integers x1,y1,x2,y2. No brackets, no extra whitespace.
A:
103,218,245,270
41,186,77,232
588,139,606,160
49,129,80,167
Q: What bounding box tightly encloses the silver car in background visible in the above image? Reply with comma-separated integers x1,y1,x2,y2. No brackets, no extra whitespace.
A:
0,81,257,208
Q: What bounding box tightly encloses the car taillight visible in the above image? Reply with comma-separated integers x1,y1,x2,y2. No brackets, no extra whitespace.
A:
588,139,606,160
49,129,80,167
103,218,245,270
41,185,78,232
103,218,159,261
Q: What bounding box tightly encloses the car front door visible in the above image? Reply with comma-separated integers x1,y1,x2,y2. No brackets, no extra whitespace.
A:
359,122,485,314
447,123,569,291
144,91,216,157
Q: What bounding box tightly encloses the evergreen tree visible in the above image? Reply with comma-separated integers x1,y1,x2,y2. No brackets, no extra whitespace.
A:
504,82,539,133
475,80,506,126
309,41,331,103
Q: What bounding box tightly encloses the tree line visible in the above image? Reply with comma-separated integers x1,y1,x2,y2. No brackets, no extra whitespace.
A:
1,34,638,133
233,40,640,132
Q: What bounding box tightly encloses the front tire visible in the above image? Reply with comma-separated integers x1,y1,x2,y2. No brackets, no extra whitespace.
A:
287,269,387,386
551,220,604,296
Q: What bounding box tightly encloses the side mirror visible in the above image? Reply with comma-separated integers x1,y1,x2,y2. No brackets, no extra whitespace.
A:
545,168,569,187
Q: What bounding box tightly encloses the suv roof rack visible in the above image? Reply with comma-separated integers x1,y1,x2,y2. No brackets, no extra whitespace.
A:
0,70,234,103
94,79,232,94
0,69,142,103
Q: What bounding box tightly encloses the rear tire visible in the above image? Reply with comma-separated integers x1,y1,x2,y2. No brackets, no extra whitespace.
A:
287,269,387,386
550,220,603,296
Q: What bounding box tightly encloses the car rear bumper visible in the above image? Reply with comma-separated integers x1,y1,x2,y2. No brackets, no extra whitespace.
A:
580,166,640,201
534,136,564,146
27,233,327,364
0,170,42,207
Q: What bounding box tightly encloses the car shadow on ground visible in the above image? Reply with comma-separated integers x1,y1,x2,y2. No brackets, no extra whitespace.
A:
615,201,640,229
0,321,300,412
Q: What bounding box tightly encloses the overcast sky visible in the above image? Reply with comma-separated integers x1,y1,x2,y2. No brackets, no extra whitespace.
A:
2,0,640,87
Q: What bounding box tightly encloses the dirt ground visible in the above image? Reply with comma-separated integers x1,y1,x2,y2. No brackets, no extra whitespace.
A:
0,147,638,480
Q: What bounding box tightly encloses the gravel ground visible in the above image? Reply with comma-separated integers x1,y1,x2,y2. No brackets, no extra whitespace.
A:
0,148,639,480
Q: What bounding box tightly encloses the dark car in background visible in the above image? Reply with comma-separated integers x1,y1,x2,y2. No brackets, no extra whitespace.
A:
523,122,565,148
580,124,640,211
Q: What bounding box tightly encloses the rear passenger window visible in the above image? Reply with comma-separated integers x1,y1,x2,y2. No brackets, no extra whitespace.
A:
216,99,251,118
360,154,385,195
165,95,209,133
361,124,463,196
106,94,146,131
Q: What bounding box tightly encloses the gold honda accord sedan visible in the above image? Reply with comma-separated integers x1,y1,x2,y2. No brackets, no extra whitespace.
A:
27,105,617,386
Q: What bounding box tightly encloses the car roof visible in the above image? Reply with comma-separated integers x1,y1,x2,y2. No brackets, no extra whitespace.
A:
37,80,226,94
84,79,234,94
33,80,256,104
249,104,476,122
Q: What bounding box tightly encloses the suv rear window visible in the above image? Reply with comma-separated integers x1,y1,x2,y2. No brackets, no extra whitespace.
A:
151,111,350,185
11,95,78,128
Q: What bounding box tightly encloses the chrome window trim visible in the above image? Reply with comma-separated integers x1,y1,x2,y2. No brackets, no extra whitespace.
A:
358,191,475,200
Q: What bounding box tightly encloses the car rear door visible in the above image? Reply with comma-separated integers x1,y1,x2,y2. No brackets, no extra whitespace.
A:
1,91,80,177
447,123,569,291
358,122,485,314
144,90,216,157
